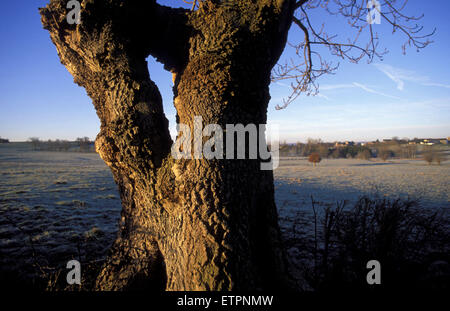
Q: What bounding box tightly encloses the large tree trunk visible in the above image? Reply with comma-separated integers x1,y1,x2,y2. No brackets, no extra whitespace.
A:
40,0,296,291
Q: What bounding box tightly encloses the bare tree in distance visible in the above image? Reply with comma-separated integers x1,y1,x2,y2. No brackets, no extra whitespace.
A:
318,144,329,158
28,137,41,151
76,137,92,152
402,144,417,159
357,149,372,160
378,146,391,161
40,0,434,290
423,146,433,165
423,146,446,165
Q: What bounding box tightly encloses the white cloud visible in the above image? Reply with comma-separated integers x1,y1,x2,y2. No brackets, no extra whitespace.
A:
317,82,401,100
316,93,330,100
422,82,450,89
352,82,402,100
319,84,355,91
374,63,427,90
374,63,450,91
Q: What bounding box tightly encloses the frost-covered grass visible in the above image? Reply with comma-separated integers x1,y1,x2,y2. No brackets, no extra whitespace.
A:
274,157,449,242
274,157,449,291
0,143,121,287
0,143,448,289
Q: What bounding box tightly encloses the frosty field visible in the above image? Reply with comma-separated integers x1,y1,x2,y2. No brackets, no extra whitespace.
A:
275,156,450,239
0,143,448,284
0,143,121,282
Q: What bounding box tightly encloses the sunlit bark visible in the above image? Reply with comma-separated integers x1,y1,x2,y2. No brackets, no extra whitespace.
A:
41,0,296,290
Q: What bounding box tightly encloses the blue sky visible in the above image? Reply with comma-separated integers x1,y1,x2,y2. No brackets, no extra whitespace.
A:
0,1,449,142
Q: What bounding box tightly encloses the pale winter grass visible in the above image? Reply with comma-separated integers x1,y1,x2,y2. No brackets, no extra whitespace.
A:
0,144,448,290
0,143,121,289
275,157,449,253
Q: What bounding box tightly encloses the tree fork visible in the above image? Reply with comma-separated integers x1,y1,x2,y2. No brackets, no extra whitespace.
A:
40,0,297,291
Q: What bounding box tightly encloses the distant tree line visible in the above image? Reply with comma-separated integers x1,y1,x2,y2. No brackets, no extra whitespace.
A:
278,138,375,159
0,137,9,143
28,137,95,153
278,138,447,164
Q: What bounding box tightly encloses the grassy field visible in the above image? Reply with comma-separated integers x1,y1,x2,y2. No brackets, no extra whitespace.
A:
274,156,449,241
272,156,449,289
0,143,121,284
0,142,448,288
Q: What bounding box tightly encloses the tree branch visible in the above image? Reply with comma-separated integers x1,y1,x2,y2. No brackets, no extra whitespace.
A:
39,0,191,169
295,0,309,9
272,0,435,108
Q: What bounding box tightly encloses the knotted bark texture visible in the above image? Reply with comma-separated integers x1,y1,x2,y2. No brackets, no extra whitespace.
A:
40,0,296,290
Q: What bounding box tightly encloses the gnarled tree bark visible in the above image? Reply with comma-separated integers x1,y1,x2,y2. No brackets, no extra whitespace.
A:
40,0,296,290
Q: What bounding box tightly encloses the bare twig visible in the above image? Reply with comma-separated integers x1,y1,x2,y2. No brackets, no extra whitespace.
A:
273,0,435,108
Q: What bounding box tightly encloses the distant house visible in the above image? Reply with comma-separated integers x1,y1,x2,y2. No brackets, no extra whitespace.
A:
418,138,448,145
420,139,433,145
0,138,9,143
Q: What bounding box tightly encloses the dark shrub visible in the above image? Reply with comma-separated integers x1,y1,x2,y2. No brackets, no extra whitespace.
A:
308,152,322,166
288,197,449,291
